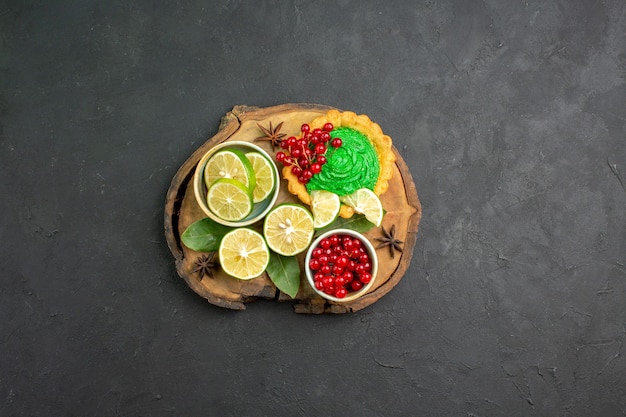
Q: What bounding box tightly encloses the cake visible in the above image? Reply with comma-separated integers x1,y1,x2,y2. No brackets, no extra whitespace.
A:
282,110,396,218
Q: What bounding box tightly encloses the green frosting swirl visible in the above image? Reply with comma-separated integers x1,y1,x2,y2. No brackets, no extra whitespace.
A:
306,127,379,196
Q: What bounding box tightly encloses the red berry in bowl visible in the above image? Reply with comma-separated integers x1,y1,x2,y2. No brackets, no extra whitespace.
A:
332,265,344,275
323,122,334,132
351,280,363,291
335,287,348,299
347,260,357,271
322,276,333,288
336,255,349,268
335,275,346,288
358,253,369,264
359,272,372,284
324,286,336,295
309,258,321,271
331,138,342,148
305,230,377,301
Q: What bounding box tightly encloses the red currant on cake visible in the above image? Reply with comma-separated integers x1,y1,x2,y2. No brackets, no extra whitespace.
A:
274,121,344,185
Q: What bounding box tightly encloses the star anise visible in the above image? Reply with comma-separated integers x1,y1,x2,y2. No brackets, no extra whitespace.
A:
254,121,286,150
375,224,404,259
192,252,219,280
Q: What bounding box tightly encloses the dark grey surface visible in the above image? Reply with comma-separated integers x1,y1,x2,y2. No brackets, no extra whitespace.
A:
1,1,625,416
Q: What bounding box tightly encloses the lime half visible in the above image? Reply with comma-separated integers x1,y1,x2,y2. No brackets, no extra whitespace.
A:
219,228,270,279
207,178,254,221
263,204,315,256
204,149,256,191
310,190,341,229
245,151,276,203
340,188,384,227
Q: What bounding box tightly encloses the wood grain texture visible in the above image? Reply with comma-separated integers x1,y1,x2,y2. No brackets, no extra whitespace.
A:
164,103,422,313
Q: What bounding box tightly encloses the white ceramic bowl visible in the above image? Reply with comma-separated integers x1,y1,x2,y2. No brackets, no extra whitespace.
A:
304,228,378,303
193,141,280,227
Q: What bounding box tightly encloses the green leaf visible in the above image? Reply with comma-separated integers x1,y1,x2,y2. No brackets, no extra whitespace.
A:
181,217,233,252
266,252,300,299
314,213,375,236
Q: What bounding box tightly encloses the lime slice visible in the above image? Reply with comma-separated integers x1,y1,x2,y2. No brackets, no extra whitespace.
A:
263,204,315,256
206,178,253,221
245,151,276,203
218,228,270,279
310,190,341,229
340,188,384,227
204,149,256,191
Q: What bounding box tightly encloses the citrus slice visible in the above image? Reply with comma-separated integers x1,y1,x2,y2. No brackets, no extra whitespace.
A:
206,178,253,221
204,149,256,191
218,228,270,279
263,204,315,256
310,190,341,229
245,151,276,203
340,188,384,227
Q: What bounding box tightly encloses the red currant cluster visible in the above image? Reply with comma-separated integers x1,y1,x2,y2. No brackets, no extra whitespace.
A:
275,123,342,184
308,234,373,299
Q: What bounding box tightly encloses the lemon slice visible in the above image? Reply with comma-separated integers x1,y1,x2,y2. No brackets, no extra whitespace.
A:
219,228,270,280
310,190,341,229
340,188,384,227
263,204,315,256
206,178,253,221
245,151,276,203
204,149,256,191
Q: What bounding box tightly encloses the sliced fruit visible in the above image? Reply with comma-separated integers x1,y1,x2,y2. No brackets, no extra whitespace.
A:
310,190,341,229
340,188,384,227
263,204,315,256
206,178,253,221
203,148,256,191
218,228,270,280
245,151,276,203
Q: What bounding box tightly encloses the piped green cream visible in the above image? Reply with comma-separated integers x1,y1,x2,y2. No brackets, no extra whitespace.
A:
306,127,379,196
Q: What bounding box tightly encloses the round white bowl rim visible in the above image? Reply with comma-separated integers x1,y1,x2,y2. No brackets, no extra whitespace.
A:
193,141,280,227
304,228,378,303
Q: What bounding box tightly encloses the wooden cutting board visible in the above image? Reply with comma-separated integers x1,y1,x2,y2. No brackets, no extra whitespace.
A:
164,103,422,313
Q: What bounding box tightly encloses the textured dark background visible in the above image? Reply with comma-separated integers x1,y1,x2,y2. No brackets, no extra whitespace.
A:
1,1,625,416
